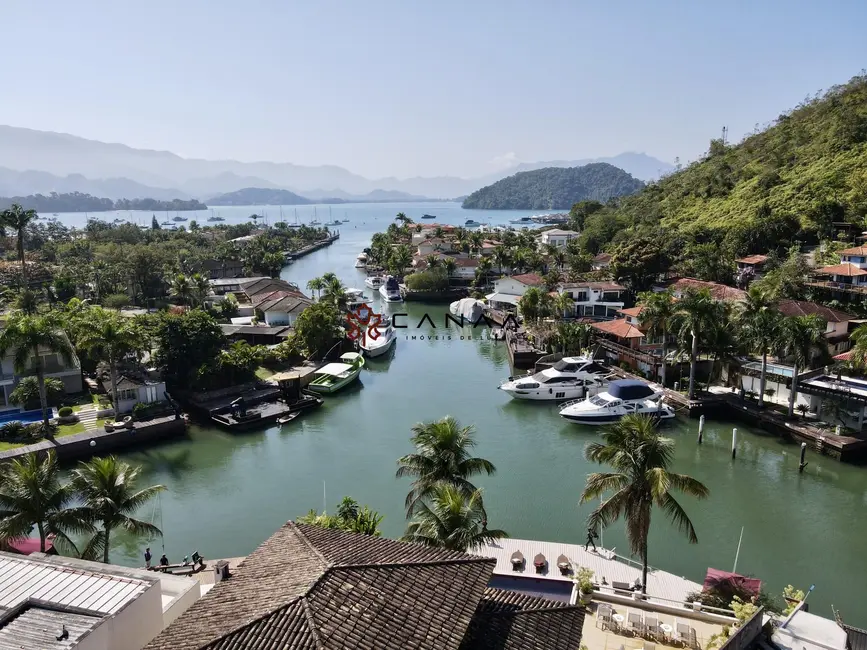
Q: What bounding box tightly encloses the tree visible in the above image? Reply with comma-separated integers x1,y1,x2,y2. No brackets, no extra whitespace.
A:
554,291,574,319
78,308,141,411
517,286,544,323
0,452,92,552
190,273,212,308
0,314,76,428
71,456,165,564
152,310,225,388
492,246,511,274
442,257,457,279
168,273,193,307
580,414,709,592
401,484,507,551
151,215,161,230
752,247,809,300
672,289,721,399
779,315,827,417
103,293,130,310
294,301,342,359
638,289,676,386
9,376,65,410
611,235,673,291
736,287,780,407
306,277,325,300
389,245,413,277
0,203,38,285
396,416,496,517
297,496,384,536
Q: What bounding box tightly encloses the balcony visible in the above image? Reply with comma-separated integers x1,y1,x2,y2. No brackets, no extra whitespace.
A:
806,280,867,295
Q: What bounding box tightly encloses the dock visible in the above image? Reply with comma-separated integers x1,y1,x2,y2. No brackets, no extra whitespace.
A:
284,233,339,261
506,328,545,369
210,400,300,431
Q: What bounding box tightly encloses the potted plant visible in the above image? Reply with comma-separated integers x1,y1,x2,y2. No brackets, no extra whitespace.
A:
575,567,594,605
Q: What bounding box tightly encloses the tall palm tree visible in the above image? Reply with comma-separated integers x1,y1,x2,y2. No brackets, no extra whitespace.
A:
306,277,325,300
779,315,826,417
0,452,92,552
168,273,193,307
555,291,574,320
0,203,38,286
736,287,780,407
321,275,347,309
190,273,212,308
425,254,442,269
0,313,75,428
492,246,511,275
442,257,458,280
580,414,709,592
638,289,676,387
848,323,867,370
390,245,413,277
71,456,165,564
673,288,720,399
401,484,507,552
517,286,543,323
396,416,496,517
475,256,493,287
77,309,141,413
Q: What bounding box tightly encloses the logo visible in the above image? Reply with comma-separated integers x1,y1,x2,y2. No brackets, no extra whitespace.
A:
346,303,384,346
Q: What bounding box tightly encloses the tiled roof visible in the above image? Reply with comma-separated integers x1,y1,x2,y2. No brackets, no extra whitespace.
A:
838,246,867,256
735,254,768,265
145,522,495,650
593,253,611,262
671,278,746,301
777,299,852,322
242,278,306,299
815,263,867,277
510,273,544,287
559,281,625,291
618,306,644,317
591,318,645,339
255,294,314,314
459,588,585,650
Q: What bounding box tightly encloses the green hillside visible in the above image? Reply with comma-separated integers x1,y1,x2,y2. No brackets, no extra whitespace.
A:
461,163,644,209
208,187,312,206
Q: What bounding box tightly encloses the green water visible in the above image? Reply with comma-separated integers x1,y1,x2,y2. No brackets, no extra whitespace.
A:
98,203,867,626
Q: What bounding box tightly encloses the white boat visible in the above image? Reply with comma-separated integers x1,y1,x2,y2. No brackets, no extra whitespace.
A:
325,220,342,226
308,352,365,394
365,276,384,290
464,219,482,227
498,356,610,401
355,253,368,268
558,379,676,425
379,276,403,302
509,216,534,224
346,288,370,312
360,317,397,358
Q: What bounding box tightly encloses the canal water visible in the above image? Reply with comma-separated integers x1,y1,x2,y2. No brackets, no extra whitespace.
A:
47,203,867,625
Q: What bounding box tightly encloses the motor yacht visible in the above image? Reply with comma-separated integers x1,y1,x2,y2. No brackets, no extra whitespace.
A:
509,216,533,225
365,275,384,290
558,379,676,425
422,214,436,219
355,252,368,268
498,356,610,401
464,219,482,227
379,276,403,302
345,289,370,312
360,316,397,358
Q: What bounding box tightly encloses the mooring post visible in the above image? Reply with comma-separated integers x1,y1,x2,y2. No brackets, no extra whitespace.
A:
698,414,705,444
731,428,738,459
799,442,808,472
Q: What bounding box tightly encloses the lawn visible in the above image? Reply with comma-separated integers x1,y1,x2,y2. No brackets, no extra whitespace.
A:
0,418,109,451
255,366,276,380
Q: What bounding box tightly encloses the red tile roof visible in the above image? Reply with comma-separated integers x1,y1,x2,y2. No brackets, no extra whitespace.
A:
834,351,853,361
777,299,852,322
815,263,867,277
591,318,645,339
736,254,768,265
671,278,747,301
838,246,867,256
510,273,544,286
618,306,644,317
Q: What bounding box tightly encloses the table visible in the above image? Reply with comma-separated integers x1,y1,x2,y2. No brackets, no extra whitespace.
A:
613,614,625,626
660,624,673,636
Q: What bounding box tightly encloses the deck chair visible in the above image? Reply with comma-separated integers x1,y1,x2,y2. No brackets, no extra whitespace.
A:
627,611,643,635
596,603,613,630
676,622,692,645
644,615,660,639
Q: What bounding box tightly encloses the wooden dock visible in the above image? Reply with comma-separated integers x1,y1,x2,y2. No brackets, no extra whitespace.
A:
505,328,545,369
284,233,339,261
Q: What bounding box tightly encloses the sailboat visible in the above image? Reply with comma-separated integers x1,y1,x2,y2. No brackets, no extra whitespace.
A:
325,206,342,226
287,208,301,229
310,207,320,225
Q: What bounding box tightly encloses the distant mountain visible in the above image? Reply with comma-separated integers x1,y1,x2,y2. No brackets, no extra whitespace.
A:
207,187,312,206
508,153,673,183
462,163,644,210
0,166,190,200
0,191,206,213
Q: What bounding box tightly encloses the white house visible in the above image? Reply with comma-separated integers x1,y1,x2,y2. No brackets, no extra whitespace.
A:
115,375,167,414
557,281,626,319
539,229,579,248
813,245,867,295
254,293,314,327
0,333,82,410
416,237,455,256
486,274,544,310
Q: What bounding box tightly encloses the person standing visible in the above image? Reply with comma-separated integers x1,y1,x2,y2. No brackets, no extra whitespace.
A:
144,547,152,568
584,526,599,552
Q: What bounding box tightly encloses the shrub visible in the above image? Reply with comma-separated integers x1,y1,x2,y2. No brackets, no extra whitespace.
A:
103,293,131,310
9,377,66,409
57,406,73,417
405,268,449,292
132,402,152,421
0,421,26,442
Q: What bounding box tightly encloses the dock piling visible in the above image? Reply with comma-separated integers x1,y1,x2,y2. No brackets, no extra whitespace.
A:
731,428,738,459
799,442,808,472
697,414,705,444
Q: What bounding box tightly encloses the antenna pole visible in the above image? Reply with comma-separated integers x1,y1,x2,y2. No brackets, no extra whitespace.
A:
323,481,327,514
732,526,744,573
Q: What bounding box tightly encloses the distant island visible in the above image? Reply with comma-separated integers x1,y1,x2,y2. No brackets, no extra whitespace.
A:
0,192,206,213
461,163,644,209
207,187,313,206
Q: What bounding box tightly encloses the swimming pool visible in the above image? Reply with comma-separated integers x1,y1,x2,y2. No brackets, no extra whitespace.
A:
0,409,45,425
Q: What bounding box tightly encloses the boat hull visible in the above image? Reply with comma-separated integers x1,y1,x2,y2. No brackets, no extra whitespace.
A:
499,384,591,401
361,333,396,358
355,261,367,268
379,285,403,302
559,408,676,425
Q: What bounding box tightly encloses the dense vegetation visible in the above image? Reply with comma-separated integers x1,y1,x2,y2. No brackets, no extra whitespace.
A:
207,187,312,206
0,192,206,212
461,163,644,209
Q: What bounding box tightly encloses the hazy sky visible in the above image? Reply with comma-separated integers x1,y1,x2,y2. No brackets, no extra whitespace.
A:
1,0,865,179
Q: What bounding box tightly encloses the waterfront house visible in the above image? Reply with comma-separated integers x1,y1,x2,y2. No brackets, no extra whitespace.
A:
735,254,768,285
413,253,479,280
416,237,454,256
811,245,867,296
144,521,586,650
539,228,579,248
208,276,268,296
199,259,246,280
114,374,168,414
557,281,626,319
253,292,314,327
411,224,456,245
669,278,747,302
777,299,853,356
0,550,200,650
0,332,82,409
486,273,545,311
591,252,612,270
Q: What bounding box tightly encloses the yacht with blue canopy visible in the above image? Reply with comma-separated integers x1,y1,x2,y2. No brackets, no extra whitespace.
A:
558,379,676,425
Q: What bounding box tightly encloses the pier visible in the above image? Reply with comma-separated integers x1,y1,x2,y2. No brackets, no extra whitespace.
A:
284,232,339,261
505,328,545,369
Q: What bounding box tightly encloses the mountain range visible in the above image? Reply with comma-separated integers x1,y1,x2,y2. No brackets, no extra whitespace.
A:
0,125,672,201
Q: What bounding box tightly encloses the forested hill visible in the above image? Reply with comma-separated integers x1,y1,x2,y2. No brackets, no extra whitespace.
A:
207,187,312,206
0,192,206,212
461,163,644,209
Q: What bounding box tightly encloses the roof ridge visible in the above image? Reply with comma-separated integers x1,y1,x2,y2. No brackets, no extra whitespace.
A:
333,556,497,571
479,603,586,615
301,597,325,649
289,523,333,570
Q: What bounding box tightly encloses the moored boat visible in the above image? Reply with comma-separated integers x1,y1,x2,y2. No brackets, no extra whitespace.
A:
422,214,436,219
558,379,676,425
355,253,368,268
308,352,365,394
509,216,533,224
360,316,397,358
464,219,482,227
498,356,610,401
379,276,402,302
365,275,384,290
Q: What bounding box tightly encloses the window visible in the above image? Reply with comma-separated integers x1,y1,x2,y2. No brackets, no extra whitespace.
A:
119,388,137,401
575,292,589,302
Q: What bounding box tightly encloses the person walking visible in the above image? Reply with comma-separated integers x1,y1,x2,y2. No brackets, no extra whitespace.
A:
584,526,599,552
144,547,152,569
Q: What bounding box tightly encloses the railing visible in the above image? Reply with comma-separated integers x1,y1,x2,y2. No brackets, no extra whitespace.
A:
597,338,660,366
807,280,867,294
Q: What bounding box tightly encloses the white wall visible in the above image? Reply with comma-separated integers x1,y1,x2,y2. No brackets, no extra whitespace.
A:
75,619,112,650
494,278,533,296
741,375,810,409
104,581,165,650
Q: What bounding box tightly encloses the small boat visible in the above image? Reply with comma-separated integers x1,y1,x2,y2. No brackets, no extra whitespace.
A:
308,352,365,394
360,316,397,358
160,220,172,226
207,215,225,222
365,276,384,290
355,253,368,268
558,379,676,425
422,214,436,219
510,216,533,224
464,219,482,227
379,276,402,302
346,288,370,312
498,356,610,401
173,215,188,222
277,412,300,425
310,220,321,225
325,220,342,226
342,219,350,223
52,213,59,216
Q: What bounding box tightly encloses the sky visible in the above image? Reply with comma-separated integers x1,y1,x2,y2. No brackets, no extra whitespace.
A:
1,0,866,179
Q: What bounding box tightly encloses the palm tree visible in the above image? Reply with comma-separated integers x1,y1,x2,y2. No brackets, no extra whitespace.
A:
71,456,165,564
0,203,38,285
395,212,410,224
0,452,92,552
190,273,212,308
736,287,780,407
78,309,141,413
307,277,325,300
518,286,544,323
580,414,709,592
0,313,75,428
673,288,720,399
848,323,867,369
555,291,574,320
442,257,458,280
779,315,826,417
169,273,193,307
401,484,507,552
638,289,676,387
396,416,496,517
321,274,347,309
475,256,493,287
492,246,511,274
425,254,442,269
390,245,413,277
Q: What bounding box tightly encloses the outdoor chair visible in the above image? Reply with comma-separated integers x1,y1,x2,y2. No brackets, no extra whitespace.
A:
627,611,643,635
596,603,613,630
644,615,660,640
612,580,632,595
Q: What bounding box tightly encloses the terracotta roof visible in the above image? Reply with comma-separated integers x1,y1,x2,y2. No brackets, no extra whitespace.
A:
777,299,852,322
736,254,768,265
145,522,496,650
591,318,645,339
458,588,586,650
510,273,544,287
671,278,746,301
815,263,867,277
618,306,644,317
839,246,867,256
834,351,853,361
242,278,306,299
593,253,611,262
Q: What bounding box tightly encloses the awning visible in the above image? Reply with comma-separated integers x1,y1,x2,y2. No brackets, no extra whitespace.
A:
703,569,761,597
486,292,521,306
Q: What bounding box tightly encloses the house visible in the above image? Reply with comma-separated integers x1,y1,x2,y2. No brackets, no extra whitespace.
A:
539,229,579,248
416,237,455,256
208,276,269,296
219,325,293,346
0,550,200,650
735,254,768,284
486,274,545,310
777,299,853,356
254,292,314,327
812,245,867,295
413,253,479,280
557,281,626,319
591,252,612,270
114,375,168,414
0,331,82,410
411,224,456,245
240,278,306,303
144,521,586,650
199,259,246,280
669,278,747,302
